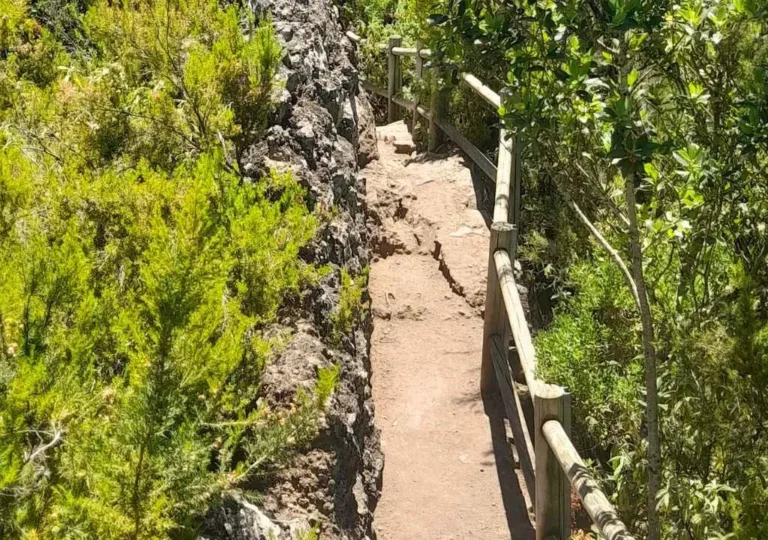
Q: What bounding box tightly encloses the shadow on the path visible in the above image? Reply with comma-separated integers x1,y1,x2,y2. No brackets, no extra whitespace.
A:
483,391,536,540
402,149,496,225
404,151,452,166
464,158,495,227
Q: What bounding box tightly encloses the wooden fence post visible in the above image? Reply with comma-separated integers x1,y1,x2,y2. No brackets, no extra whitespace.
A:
511,140,522,261
415,39,424,79
481,222,515,395
497,87,523,262
428,71,447,152
412,39,424,123
409,38,423,127
387,35,403,124
535,383,572,540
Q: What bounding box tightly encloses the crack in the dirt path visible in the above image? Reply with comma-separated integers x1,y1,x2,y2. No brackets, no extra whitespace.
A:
431,240,467,300
393,200,408,220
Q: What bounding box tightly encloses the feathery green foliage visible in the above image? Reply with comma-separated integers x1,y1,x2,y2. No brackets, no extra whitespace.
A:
331,267,369,344
0,1,337,537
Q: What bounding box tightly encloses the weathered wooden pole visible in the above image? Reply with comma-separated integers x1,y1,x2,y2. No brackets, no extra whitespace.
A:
387,35,403,124
535,383,572,540
412,38,424,124
415,39,424,79
481,222,515,395
511,137,522,238
500,91,522,262
495,88,521,261
427,71,447,152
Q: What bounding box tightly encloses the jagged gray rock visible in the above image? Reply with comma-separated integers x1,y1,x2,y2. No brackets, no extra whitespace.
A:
203,1,382,539
350,89,379,167
204,496,284,540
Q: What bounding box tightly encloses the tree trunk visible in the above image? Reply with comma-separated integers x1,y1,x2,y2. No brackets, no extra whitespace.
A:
625,176,661,540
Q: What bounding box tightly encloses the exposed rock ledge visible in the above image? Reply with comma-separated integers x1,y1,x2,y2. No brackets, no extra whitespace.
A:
202,1,382,538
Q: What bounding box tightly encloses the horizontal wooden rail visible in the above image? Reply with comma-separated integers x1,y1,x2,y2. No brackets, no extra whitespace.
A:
391,46,433,58
459,73,501,109
491,334,535,496
494,129,514,223
392,46,416,56
494,250,537,395
346,32,433,59
361,79,388,98
433,116,497,179
346,30,363,43
543,420,636,540
392,94,415,110
413,104,497,180
349,34,496,181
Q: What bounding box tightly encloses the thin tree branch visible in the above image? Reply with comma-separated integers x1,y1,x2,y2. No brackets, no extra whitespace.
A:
24,427,63,465
567,199,641,310
574,161,631,228
625,175,662,540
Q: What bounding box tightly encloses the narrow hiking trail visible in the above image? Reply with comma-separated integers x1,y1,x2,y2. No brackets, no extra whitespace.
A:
365,122,534,540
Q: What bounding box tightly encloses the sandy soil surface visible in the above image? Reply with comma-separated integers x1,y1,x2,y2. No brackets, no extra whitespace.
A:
365,122,534,540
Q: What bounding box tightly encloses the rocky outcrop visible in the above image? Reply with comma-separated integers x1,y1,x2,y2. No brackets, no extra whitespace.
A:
203,1,381,539
351,88,379,168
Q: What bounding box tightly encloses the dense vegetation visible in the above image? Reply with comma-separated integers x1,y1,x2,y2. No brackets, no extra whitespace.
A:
0,0,338,537
346,0,768,538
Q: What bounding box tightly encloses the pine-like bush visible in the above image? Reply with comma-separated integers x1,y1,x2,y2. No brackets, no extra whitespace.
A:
0,1,336,537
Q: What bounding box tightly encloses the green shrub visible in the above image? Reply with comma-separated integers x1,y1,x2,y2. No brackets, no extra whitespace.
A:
536,258,642,452
431,0,768,536
331,267,369,344
0,1,336,537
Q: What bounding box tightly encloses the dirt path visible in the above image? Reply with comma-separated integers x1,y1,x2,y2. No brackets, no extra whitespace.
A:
366,122,534,540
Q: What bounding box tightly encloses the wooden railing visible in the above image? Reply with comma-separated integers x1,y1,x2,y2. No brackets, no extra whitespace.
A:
347,29,636,540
